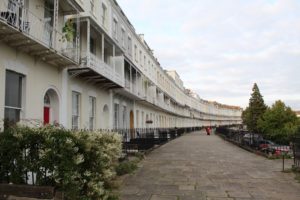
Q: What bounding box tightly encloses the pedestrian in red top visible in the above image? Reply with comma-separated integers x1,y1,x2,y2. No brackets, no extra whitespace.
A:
206,127,211,135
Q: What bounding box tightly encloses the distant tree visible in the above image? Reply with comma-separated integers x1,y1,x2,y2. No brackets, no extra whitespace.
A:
258,100,300,144
242,83,267,132
242,107,249,126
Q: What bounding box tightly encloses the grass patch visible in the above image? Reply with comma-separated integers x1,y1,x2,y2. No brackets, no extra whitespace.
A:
107,194,120,200
268,154,293,160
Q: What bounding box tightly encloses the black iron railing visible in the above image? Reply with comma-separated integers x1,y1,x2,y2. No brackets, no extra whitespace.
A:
115,127,202,153
293,137,300,168
216,127,293,158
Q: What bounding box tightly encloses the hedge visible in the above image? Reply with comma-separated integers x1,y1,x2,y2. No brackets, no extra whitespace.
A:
0,125,122,200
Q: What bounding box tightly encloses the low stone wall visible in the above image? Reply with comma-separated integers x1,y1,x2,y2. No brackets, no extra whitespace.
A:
0,184,63,200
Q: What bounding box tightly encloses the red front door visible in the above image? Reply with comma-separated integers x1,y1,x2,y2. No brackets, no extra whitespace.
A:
44,107,50,125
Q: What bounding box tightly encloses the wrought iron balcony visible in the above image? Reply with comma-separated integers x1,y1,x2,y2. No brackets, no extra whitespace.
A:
0,0,80,67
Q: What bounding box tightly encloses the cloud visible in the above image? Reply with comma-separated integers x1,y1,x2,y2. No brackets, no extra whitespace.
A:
117,0,300,110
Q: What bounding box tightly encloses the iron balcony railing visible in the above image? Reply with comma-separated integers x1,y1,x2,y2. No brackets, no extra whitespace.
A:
0,0,80,63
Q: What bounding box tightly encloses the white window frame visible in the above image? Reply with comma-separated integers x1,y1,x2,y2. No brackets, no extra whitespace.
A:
136,110,139,128
139,50,142,64
122,105,127,129
89,96,96,130
121,27,125,48
113,103,119,129
4,70,25,124
128,35,132,55
101,3,107,28
72,91,81,130
113,18,118,40
90,37,96,55
141,111,144,128
90,0,95,15
134,45,138,62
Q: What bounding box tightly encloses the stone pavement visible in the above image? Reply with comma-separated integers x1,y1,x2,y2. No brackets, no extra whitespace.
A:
120,131,300,200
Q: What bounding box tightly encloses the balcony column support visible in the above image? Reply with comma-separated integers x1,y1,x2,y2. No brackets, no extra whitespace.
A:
101,33,104,60
129,65,132,92
75,9,80,62
113,44,116,72
86,19,91,67
135,70,138,94
52,0,59,49
60,68,69,127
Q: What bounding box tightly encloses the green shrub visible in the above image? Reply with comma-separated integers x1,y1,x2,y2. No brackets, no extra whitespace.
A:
115,160,138,176
0,125,122,200
133,152,145,160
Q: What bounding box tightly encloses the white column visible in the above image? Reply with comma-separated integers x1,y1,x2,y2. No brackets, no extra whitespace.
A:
60,68,68,128
129,65,132,91
0,67,5,131
113,44,116,71
87,19,91,66
101,33,105,60
109,90,114,130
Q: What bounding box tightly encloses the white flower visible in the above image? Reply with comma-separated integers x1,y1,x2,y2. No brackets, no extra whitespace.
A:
74,154,84,164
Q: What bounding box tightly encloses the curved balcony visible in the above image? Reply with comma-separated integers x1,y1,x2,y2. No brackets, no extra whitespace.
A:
68,51,124,90
0,0,80,67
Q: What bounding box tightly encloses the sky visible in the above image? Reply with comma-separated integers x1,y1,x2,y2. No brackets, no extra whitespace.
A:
117,0,300,110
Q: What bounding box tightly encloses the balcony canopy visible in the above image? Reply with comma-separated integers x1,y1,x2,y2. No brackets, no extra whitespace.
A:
68,67,123,90
60,0,84,14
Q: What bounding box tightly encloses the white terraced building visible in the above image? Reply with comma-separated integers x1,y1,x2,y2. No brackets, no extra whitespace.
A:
0,0,242,135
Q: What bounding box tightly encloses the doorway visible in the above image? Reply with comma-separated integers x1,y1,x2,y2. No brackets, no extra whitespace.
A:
43,89,59,125
130,110,134,138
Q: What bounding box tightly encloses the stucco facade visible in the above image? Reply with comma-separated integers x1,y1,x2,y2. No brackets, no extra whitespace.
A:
0,0,242,134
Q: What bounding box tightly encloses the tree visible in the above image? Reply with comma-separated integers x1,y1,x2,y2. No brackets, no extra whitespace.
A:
258,100,300,144
242,107,250,128
243,83,267,132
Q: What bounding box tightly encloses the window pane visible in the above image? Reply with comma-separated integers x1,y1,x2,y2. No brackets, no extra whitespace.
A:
89,117,94,130
72,116,78,130
5,70,22,108
89,96,95,117
89,96,95,130
123,106,127,129
72,92,80,129
114,103,119,129
72,92,79,115
90,38,95,54
5,108,20,123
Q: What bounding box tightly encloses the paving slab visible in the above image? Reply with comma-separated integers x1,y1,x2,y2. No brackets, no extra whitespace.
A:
120,131,300,200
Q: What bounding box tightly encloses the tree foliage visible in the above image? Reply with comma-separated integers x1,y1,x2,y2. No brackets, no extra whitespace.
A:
0,126,122,200
242,83,267,132
258,100,300,144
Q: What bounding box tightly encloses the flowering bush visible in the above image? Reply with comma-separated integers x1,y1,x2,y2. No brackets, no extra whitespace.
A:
0,126,122,200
